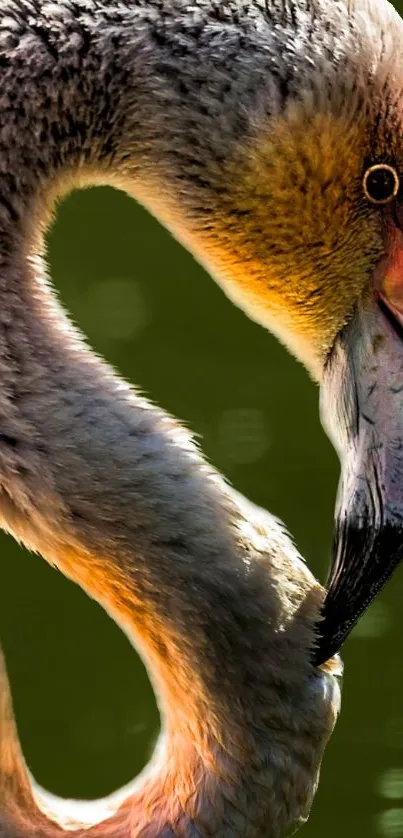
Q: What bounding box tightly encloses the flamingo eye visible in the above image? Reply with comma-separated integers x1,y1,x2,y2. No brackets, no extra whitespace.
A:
363,164,400,205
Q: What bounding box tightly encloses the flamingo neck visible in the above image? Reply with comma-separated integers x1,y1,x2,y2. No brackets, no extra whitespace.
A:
0,3,338,835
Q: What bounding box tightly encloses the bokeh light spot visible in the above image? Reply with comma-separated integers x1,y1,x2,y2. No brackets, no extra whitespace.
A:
85,277,148,341
376,808,403,836
217,408,269,464
378,770,403,800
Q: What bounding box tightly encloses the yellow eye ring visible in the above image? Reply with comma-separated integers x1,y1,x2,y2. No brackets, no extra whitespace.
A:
363,163,400,205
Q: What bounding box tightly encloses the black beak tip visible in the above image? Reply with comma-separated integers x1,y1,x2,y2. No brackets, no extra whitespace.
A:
312,518,403,668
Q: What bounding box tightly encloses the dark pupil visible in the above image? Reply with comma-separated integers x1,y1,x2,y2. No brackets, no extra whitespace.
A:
366,167,396,202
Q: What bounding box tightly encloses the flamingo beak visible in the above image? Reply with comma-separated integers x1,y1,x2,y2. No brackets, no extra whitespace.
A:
314,226,403,667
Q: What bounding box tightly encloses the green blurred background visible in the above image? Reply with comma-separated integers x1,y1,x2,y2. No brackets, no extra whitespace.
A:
2,5,403,835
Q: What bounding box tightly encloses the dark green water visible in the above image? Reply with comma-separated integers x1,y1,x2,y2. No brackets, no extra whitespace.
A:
2,6,403,835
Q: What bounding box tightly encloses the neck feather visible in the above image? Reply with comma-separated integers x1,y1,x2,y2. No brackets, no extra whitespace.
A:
0,2,339,835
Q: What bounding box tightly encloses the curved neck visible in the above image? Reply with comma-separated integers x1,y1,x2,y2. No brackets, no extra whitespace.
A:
0,4,335,835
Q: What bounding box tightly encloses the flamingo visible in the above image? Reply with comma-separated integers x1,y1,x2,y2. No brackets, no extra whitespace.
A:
0,0,402,834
